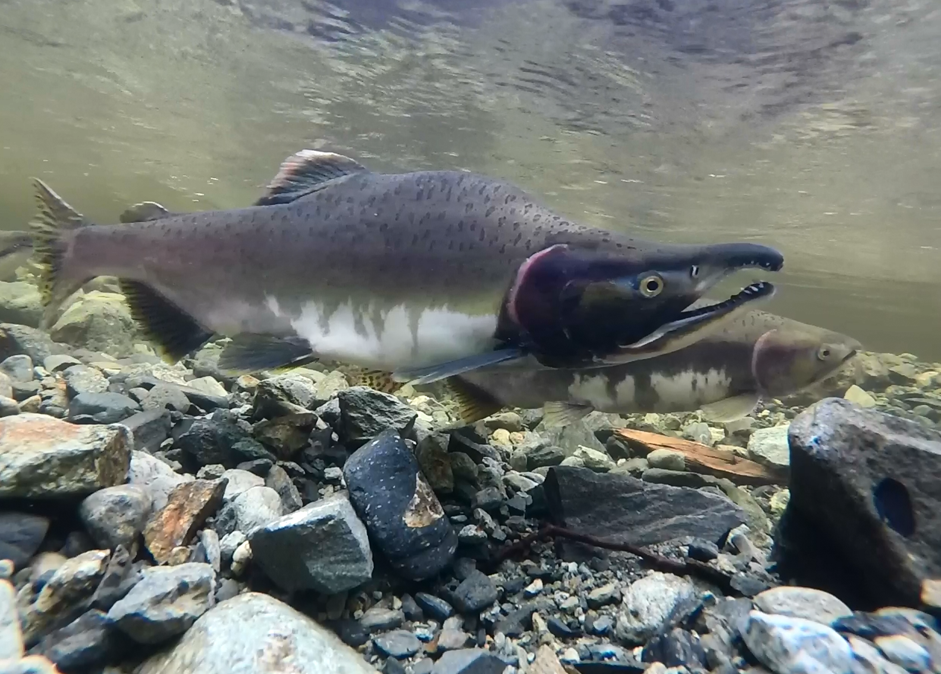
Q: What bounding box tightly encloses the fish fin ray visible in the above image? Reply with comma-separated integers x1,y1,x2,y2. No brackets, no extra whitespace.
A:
255,150,370,206
217,334,317,374
120,202,171,223
445,377,504,426
391,347,526,386
700,392,760,422
542,401,593,427
29,179,94,327
347,368,403,394
119,280,214,363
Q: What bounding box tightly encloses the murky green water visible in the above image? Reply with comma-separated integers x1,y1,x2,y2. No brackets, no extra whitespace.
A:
1,0,939,358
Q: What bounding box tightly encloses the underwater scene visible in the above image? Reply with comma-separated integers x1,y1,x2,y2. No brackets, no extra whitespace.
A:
1,0,940,673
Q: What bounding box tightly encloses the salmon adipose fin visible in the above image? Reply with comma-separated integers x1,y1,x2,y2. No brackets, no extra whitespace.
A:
217,334,319,374
119,202,172,223
118,280,215,363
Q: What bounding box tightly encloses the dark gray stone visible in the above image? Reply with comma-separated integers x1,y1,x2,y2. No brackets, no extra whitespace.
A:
337,387,417,446
139,384,191,413
415,593,454,622
107,563,215,645
778,397,941,611
0,512,49,569
544,466,746,547
0,323,70,363
343,428,457,581
249,493,373,594
431,648,507,674
68,392,140,424
62,365,108,397
265,464,303,513
373,630,421,658
118,409,171,453
29,609,122,671
177,411,250,467
360,608,405,632
79,485,151,551
451,570,498,614
91,546,142,611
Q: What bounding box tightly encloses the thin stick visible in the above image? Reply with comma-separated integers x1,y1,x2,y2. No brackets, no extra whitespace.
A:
490,523,738,595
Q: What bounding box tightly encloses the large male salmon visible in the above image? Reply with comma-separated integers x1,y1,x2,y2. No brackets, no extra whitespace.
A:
28,149,783,382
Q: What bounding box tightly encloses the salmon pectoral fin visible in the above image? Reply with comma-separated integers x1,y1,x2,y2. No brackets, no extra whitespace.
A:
119,280,214,363
391,347,527,386
217,334,317,374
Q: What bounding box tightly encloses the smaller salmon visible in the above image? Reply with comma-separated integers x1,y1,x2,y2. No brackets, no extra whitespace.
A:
441,307,862,425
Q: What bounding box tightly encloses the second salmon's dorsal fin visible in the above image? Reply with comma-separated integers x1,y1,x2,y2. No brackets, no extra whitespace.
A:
255,150,370,206
120,202,171,223
346,368,403,394
444,377,505,426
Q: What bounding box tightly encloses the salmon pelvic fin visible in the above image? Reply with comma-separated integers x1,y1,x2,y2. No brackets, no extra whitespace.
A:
29,178,93,329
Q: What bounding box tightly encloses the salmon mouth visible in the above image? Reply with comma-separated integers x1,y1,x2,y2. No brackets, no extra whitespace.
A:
611,280,777,359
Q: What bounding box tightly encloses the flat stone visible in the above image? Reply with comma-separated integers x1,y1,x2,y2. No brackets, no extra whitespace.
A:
0,512,49,570
140,384,192,413
61,364,108,397
344,428,457,581
573,446,615,472
249,492,373,594
0,579,23,659
615,572,697,646
67,392,141,424
264,464,303,513
108,563,216,645
647,449,686,472
144,479,226,564
780,398,941,609
0,354,33,382
135,592,375,674
431,648,507,674
220,468,264,502
0,413,131,498
741,610,856,673
746,425,790,474
753,586,852,624
119,409,171,453
415,593,454,622
79,485,152,551
544,466,746,548
360,608,405,632
587,583,620,609
451,570,498,614
844,385,877,408
374,630,421,658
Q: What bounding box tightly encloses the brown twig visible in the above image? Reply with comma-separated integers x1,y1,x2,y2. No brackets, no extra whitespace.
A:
491,523,739,595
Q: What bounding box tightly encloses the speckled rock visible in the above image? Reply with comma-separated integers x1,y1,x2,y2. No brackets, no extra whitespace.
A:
753,586,852,625
741,610,856,673
615,572,697,646
134,592,376,674
0,413,131,498
79,485,152,551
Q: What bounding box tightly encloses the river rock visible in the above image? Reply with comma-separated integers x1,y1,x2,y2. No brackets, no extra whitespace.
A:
61,364,108,397
127,450,191,512
746,425,790,475
30,608,121,671
741,610,856,673
0,579,22,659
176,411,250,467
108,563,215,644
0,282,42,327
0,512,49,570
68,392,140,424
343,428,457,581
120,409,171,453
143,479,226,564
50,292,139,357
79,485,152,551
431,648,508,674
779,397,941,610
336,386,417,446
220,468,264,502
0,323,70,364
214,485,283,537
22,549,110,645
249,492,373,593
753,586,852,625
251,374,316,418
0,413,131,498
544,465,746,548
135,592,376,674
615,572,697,646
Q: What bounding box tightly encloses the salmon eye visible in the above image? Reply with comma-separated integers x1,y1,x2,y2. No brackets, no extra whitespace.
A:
640,274,664,298
690,265,700,278
817,346,832,360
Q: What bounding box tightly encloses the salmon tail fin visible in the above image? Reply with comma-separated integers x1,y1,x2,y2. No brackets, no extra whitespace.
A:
29,179,93,328
119,280,214,364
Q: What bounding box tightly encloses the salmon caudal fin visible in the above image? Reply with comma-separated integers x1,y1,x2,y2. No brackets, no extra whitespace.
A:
28,179,93,328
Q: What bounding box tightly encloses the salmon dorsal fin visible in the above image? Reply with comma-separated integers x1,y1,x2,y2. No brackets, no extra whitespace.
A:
444,377,504,426
255,150,370,206
120,202,171,223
